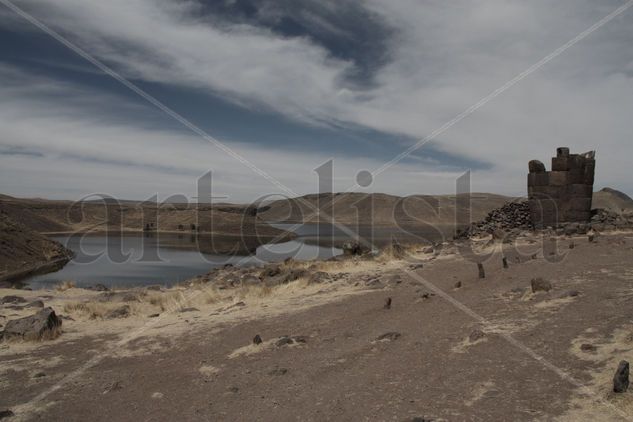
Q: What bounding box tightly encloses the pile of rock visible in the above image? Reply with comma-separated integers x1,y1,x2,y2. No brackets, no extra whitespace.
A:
589,209,633,232
458,201,533,239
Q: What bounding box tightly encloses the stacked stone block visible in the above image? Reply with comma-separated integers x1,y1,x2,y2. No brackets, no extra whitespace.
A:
527,147,595,228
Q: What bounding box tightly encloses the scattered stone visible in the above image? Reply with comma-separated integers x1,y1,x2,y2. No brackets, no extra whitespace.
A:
365,279,384,290
477,263,485,279
179,307,200,313
308,271,331,284
376,332,401,342
384,297,392,310
454,281,462,289
268,368,288,376
103,381,122,394
342,241,370,256
105,305,130,319
580,343,596,352
613,360,629,393
148,313,160,318
409,263,424,270
531,278,552,293
26,300,44,309
0,295,27,305
0,410,14,419
502,257,508,269
33,372,46,378
3,307,62,341
275,335,307,347
469,329,486,342
253,334,263,345
420,292,434,300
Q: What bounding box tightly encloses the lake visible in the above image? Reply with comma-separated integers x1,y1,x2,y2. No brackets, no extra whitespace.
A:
25,231,342,290
25,222,451,289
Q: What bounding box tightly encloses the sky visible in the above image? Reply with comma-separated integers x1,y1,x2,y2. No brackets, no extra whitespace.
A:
0,0,632,203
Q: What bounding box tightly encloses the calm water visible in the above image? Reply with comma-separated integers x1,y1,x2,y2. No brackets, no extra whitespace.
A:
25,223,450,289
25,231,342,290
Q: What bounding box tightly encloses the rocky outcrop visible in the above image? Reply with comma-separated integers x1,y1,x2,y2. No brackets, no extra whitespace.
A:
2,307,62,341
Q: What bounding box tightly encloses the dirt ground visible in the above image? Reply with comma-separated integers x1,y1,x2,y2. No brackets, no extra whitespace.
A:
1,232,633,421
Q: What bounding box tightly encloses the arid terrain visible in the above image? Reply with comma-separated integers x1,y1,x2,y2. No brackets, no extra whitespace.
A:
1,229,633,421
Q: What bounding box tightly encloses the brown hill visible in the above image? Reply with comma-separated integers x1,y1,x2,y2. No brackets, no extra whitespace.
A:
258,192,514,227
0,213,73,282
592,187,633,212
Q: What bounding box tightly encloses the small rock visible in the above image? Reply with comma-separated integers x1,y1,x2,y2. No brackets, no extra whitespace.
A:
253,334,263,345
103,381,122,394
105,305,130,319
0,410,15,419
454,281,462,289
477,263,485,279
569,242,575,249
275,336,293,347
376,332,401,342
26,300,44,309
268,368,288,376
502,257,508,269
93,284,110,291
384,297,392,310
3,307,62,341
148,313,160,318
531,278,552,293
33,372,46,378
613,360,629,393
308,271,331,284
178,307,200,313
151,392,164,399
469,329,486,342
580,343,596,352
409,263,424,270
0,296,27,305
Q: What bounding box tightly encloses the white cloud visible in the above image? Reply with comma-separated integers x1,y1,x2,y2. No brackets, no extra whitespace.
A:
2,0,633,197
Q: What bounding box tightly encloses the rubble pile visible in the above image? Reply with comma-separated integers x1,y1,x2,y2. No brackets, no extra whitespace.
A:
458,201,533,239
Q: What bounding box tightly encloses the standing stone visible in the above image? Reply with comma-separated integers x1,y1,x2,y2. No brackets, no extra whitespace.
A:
253,334,263,345
477,263,485,279
502,257,509,269
383,297,392,310
613,360,629,393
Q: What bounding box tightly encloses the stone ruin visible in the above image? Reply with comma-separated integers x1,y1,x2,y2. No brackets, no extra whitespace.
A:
528,147,595,228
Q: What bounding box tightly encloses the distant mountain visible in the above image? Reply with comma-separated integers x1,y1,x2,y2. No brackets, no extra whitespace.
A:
258,192,514,227
592,187,633,212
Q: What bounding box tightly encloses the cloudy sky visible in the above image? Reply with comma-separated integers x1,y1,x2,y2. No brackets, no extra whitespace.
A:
0,0,632,202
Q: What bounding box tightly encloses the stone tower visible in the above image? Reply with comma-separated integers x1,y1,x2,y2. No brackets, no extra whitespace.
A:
527,147,595,228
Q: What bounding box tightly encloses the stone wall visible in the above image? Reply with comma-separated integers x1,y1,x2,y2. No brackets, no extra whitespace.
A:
527,147,595,228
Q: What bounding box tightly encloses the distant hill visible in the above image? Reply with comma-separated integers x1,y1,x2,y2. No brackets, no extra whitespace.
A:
592,188,633,212
258,192,514,227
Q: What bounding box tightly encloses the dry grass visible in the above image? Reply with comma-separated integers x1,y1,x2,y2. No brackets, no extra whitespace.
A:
62,301,118,319
55,280,75,292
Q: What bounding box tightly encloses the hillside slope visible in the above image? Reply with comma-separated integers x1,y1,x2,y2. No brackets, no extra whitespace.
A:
0,213,73,282
592,187,633,212
258,192,515,227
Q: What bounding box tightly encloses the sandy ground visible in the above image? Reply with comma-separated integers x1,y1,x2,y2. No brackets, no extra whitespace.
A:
1,232,633,421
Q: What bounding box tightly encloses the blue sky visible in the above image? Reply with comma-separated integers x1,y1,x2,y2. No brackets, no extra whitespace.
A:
0,0,632,201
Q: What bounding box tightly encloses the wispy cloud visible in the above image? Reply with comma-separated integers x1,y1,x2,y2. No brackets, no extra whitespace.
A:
1,0,633,198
